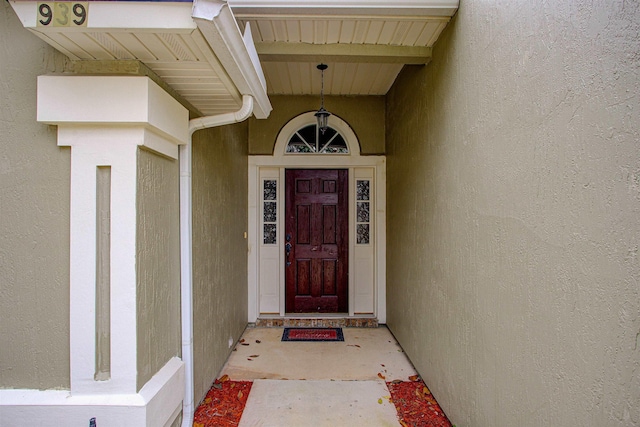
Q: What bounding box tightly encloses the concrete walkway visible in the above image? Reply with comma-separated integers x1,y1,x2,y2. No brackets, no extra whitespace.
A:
219,326,417,426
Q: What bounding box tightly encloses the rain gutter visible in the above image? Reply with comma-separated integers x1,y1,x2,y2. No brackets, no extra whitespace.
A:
181,2,271,426
180,95,254,427
192,0,271,119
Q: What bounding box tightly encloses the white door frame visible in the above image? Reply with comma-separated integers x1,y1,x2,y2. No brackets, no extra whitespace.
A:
248,113,386,322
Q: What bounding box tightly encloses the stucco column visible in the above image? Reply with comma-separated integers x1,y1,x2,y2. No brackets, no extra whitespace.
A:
35,76,187,425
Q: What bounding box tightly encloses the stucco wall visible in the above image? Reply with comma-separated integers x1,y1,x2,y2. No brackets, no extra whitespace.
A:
249,95,385,155
386,1,640,426
192,123,249,404
0,2,71,389
136,147,181,391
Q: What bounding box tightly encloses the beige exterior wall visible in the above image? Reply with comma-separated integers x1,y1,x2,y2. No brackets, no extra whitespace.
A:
136,148,181,391
249,95,385,155
0,2,71,390
386,1,640,426
191,123,249,404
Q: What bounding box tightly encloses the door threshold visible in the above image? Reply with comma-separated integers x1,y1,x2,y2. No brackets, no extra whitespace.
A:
254,316,378,328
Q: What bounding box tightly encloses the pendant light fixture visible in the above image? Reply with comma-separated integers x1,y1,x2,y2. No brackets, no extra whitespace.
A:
314,63,331,134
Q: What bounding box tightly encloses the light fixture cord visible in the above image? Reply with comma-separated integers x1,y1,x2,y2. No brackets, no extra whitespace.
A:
321,67,325,108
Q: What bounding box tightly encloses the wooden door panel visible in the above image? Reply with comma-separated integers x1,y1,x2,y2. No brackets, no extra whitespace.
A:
323,180,336,193
296,179,311,193
311,259,323,297
323,260,337,295
323,205,337,243
285,169,348,313
293,194,338,204
296,260,311,295
296,205,310,243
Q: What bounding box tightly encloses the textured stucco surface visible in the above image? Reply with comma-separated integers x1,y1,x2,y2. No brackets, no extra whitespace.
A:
248,95,385,155
192,122,249,404
386,1,640,426
136,148,181,391
0,2,71,389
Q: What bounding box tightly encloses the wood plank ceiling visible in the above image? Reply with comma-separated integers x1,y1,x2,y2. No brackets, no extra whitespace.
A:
51,28,245,114
233,0,458,95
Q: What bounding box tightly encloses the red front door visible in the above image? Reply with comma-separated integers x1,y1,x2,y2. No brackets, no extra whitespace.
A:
285,169,348,313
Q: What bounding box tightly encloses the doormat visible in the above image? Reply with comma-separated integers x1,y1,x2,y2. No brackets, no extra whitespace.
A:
281,327,344,342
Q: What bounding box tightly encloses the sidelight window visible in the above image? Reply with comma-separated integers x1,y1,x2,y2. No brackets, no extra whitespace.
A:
262,179,278,244
356,180,371,244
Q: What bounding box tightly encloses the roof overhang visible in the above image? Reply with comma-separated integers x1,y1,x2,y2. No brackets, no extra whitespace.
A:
9,0,459,99
9,0,272,118
230,0,459,95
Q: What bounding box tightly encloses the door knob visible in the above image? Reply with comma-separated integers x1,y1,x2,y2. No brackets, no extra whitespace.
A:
285,242,292,255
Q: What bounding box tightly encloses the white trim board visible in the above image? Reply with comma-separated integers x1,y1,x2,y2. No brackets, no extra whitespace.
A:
229,0,459,17
0,357,185,427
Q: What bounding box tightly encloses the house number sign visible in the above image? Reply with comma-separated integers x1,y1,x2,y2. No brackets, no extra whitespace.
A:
37,2,88,27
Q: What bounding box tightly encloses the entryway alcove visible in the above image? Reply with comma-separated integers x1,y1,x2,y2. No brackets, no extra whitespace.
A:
248,112,387,324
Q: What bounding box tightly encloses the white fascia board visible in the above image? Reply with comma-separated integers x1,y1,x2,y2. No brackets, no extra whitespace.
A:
86,2,196,31
228,0,459,17
9,1,197,31
192,0,272,119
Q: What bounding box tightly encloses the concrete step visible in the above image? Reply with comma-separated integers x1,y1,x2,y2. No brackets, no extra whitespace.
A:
255,317,378,328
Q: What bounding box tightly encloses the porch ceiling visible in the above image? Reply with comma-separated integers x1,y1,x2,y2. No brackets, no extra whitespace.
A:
232,0,459,95
10,0,458,117
9,0,271,118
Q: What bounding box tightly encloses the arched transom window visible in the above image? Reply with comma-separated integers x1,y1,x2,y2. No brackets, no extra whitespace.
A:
286,124,349,154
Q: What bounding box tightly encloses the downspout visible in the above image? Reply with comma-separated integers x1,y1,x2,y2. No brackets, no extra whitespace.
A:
180,94,254,427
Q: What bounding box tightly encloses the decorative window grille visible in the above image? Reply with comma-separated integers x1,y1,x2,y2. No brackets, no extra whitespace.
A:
286,124,348,154
262,179,277,244
356,180,370,244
